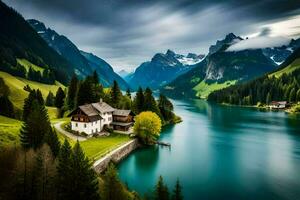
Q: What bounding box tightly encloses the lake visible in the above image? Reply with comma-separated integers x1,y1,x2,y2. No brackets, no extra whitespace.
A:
118,99,300,200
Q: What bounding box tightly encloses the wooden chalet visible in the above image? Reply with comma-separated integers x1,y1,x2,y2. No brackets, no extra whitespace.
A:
111,109,135,131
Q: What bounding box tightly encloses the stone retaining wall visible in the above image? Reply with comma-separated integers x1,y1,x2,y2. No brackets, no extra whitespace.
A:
93,139,140,173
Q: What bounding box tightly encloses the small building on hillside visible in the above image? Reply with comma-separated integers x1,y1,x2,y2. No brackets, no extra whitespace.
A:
269,101,287,109
70,99,134,135
111,110,135,132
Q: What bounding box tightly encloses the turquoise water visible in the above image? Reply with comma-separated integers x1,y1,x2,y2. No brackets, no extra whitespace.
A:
118,100,300,200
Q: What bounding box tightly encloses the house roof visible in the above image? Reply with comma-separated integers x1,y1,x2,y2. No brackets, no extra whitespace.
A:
92,102,115,113
79,104,99,116
113,109,133,116
271,101,287,105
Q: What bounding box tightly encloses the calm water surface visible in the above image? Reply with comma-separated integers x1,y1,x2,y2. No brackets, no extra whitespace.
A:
118,99,300,200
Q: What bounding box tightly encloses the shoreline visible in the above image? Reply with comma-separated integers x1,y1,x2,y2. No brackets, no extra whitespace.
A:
93,139,141,173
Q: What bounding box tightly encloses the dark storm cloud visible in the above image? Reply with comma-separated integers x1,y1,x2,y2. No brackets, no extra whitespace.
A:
3,0,300,71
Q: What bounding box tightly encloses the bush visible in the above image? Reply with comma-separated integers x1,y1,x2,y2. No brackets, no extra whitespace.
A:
80,132,88,137
133,111,162,145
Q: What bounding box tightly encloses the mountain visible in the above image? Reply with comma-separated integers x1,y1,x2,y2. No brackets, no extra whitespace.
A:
208,33,243,55
175,53,205,65
27,19,93,78
262,38,300,65
161,33,278,98
118,70,134,83
208,47,300,105
0,1,75,84
118,70,130,78
27,19,129,90
128,50,203,90
80,51,129,90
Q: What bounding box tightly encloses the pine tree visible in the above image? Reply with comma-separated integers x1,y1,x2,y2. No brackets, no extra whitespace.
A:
154,176,169,200
289,88,296,102
110,80,122,107
68,141,100,200
144,87,160,116
57,140,73,200
20,100,51,149
31,145,57,200
23,89,44,121
55,87,66,108
0,95,14,118
297,89,300,102
36,89,44,105
172,179,183,200
23,90,36,121
266,92,271,105
0,77,9,97
126,88,131,99
0,77,14,117
44,128,61,158
67,74,78,109
76,78,97,106
92,70,99,84
133,87,144,114
158,94,174,122
45,91,55,106
102,163,128,200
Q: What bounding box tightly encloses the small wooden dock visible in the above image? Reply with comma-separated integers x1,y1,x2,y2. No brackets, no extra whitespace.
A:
156,141,171,147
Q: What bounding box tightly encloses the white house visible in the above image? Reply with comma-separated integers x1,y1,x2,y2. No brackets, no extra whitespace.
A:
70,99,135,135
70,99,115,135
269,101,287,109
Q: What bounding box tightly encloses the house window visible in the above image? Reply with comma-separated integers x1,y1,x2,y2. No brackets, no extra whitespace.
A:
96,128,98,132
75,123,78,127
103,119,106,122
84,124,87,128
108,117,112,121
92,129,93,133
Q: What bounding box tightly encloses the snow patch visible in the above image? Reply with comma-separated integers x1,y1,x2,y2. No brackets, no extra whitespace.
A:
37,31,45,34
177,57,204,65
270,56,284,65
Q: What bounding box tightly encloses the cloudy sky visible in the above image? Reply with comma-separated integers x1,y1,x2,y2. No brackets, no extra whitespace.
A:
3,0,300,72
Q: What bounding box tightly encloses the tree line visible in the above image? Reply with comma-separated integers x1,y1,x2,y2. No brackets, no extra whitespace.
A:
208,68,300,106
60,71,179,125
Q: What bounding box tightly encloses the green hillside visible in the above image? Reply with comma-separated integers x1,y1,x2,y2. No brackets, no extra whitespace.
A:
0,71,64,116
193,80,237,99
269,58,300,78
17,58,45,73
0,115,22,147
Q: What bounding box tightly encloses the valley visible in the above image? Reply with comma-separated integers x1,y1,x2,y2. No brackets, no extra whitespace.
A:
0,0,300,199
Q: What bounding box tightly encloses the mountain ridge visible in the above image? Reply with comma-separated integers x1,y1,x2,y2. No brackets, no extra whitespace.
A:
127,49,204,90
160,33,287,98
0,1,75,84
27,19,129,90
208,47,300,105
